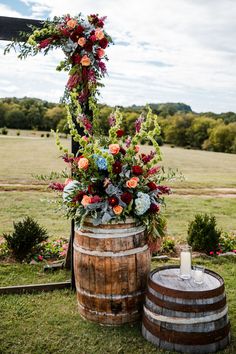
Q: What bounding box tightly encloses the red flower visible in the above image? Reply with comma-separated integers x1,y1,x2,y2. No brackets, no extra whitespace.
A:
38,255,43,261
90,34,97,42
72,191,86,203
209,251,214,256
147,182,157,191
59,27,71,37
71,54,82,65
48,182,65,191
121,192,133,205
112,161,122,174
108,196,119,206
157,186,171,194
99,37,109,49
66,74,81,90
38,38,52,49
91,195,102,203
84,41,93,52
119,147,126,155
149,203,160,213
88,185,95,194
116,129,124,137
132,165,143,176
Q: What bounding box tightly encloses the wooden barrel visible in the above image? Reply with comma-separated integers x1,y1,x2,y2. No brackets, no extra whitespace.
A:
73,218,151,325
142,265,230,353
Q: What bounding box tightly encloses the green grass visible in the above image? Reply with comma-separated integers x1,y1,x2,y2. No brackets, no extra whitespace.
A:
165,196,236,240
0,258,235,354
1,136,236,188
0,264,70,286
0,191,70,238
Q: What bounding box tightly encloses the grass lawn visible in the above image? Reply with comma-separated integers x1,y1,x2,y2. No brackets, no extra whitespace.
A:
0,257,235,354
1,136,236,188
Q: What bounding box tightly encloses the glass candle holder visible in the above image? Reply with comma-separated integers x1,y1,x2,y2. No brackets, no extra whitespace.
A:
193,265,205,284
180,245,192,279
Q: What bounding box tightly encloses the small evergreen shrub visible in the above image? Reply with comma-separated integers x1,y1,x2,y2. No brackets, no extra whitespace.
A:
3,216,48,261
187,213,221,253
161,237,175,254
41,133,44,137
46,133,50,138
1,127,8,135
16,130,20,136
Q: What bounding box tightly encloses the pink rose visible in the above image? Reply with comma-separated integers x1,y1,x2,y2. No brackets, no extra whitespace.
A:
81,195,92,206
97,48,105,58
67,19,77,29
80,55,91,66
78,157,89,170
135,145,140,153
95,29,104,40
126,177,139,189
109,144,120,155
78,37,86,47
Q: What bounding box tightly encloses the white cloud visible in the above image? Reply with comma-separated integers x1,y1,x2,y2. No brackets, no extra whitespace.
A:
0,3,22,17
0,0,236,112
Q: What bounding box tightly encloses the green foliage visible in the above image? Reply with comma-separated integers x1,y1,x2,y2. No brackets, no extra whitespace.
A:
219,232,236,253
1,126,8,135
187,214,222,253
203,122,236,153
3,216,48,261
160,237,176,253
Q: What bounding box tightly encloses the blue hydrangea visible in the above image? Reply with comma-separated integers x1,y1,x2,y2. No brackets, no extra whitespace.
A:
134,192,151,215
95,156,108,170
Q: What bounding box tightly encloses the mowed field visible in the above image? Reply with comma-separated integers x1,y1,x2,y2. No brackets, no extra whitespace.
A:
0,135,236,240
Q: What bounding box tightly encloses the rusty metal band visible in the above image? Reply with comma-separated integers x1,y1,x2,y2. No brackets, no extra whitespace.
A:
146,290,226,313
142,315,231,345
148,265,225,299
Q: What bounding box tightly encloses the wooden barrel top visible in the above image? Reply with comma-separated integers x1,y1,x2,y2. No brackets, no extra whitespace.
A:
149,265,224,299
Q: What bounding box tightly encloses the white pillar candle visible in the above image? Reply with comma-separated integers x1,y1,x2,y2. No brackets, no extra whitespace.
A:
193,266,205,284
180,251,191,279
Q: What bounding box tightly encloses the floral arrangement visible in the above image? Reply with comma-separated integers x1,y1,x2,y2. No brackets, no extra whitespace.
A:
49,104,171,239
5,13,112,110
5,13,171,241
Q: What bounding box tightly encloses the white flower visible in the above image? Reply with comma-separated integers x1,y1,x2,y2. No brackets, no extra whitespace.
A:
134,192,151,215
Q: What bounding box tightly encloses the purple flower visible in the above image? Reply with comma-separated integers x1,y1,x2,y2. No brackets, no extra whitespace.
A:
88,69,96,83
108,113,116,127
135,114,144,133
77,114,92,133
98,61,107,74
125,136,132,147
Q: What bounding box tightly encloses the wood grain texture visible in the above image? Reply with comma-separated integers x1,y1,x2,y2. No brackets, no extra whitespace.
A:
142,265,230,353
74,220,150,325
0,16,43,41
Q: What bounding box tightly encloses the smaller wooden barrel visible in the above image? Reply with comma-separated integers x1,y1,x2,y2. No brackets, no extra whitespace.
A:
74,218,150,325
142,265,230,353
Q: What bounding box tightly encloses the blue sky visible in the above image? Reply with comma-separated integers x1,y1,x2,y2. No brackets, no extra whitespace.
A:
0,0,236,113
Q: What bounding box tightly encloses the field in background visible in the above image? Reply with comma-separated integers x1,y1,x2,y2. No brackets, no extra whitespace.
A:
1,136,236,240
1,136,236,187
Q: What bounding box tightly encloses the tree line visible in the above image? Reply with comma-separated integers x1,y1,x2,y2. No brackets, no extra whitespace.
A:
0,97,236,153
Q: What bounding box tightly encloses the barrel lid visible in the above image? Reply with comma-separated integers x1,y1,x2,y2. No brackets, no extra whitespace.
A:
149,265,225,299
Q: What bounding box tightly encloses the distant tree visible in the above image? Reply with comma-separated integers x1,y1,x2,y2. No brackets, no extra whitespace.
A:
203,122,236,153
163,113,195,146
43,106,67,130
4,108,28,129
186,116,218,149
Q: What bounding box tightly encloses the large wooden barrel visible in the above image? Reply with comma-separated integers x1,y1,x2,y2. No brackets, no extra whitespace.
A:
73,218,150,325
142,265,230,353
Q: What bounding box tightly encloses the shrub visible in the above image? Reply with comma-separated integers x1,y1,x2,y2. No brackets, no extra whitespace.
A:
187,214,221,253
16,130,20,136
3,216,48,261
1,127,8,135
161,237,175,254
46,132,50,138
219,232,236,253
41,133,44,137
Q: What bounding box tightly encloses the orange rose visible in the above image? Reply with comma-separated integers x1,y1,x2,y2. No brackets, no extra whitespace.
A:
135,145,140,153
109,144,120,155
65,178,73,185
81,195,92,206
97,48,105,58
95,29,104,40
113,205,123,215
126,177,139,189
80,55,91,66
78,157,89,170
67,19,77,29
78,37,86,47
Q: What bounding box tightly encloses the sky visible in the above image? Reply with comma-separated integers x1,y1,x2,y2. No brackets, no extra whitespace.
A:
0,0,236,113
